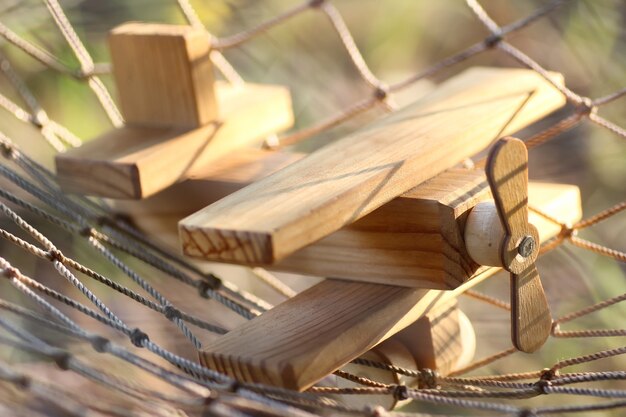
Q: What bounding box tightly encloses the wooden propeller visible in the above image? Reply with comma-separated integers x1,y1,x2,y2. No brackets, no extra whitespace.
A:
466,137,552,352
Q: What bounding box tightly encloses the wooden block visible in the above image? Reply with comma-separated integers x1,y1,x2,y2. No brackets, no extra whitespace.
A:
55,82,294,199
180,67,566,265
198,181,581,391
109,22,218,128
274,169,490,289
385,299,475,380
273,178,582,288
112,149,303,248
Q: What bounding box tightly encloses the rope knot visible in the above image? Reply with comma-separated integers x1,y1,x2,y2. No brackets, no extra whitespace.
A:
46,249,65,263
32,110,50,128
229,381,240,393
129,328,149,347
419,368,439,389
16,375,31,389
52,350,72,370
559,223,576,240
484,31,503,48
551,322,560,336
540,367,558,381
75,68,94,80
1,266,19,280
164,305,182,320
206,273,223,290
79,226,96,238
95,216,109,226
90,336,110,353
0,141,15,158
535,378,552,395
393,385,409,401
198,275,222,297
197,280,212,298
373,84,389,101
575,97,597,116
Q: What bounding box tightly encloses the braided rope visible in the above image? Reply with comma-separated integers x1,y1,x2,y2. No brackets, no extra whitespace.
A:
0,1,624,416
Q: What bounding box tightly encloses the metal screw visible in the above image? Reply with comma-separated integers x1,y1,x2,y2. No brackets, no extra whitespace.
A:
518,235,535,258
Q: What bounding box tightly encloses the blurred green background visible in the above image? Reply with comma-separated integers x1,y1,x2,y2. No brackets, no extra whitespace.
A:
0,0,624,415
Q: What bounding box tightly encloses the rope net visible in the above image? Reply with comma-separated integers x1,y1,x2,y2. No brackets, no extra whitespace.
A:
0,0,624,416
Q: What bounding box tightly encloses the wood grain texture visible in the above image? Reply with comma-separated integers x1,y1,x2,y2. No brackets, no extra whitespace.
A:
200,272,496,391
485,137,550,353
381,298,474,380
510,264,551,352
200,278,441,391
487,138,539,272
55,82,294,199
198,181,581,390
465,183,582,267
109,22,217,128
180,67,566,265
112,149,303,249
272,169,490,289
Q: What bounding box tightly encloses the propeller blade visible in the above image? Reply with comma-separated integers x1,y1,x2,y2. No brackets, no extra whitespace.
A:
485,137,551,352
485,137,535,271
510,265,551,352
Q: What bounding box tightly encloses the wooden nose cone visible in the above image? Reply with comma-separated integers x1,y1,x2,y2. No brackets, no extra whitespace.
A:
464,200,505,267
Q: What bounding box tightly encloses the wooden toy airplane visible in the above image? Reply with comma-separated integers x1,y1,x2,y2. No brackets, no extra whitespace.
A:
182,138,581,391
53,22,582,398
177,66,581,390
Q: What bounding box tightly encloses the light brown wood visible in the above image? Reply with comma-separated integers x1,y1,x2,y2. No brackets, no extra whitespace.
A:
180,67,566,265
454,309,477,372
510,264,550,352
112,149,304,248
487,138,539,272
485,137,551,353
464,201,503,267
200,278,441,391
109,22,218,128
198,181,581,390
273,169,490,288
465,183,582,267
379,298,475,381
56,82,294,199
199,273,494,392
115,174,579,291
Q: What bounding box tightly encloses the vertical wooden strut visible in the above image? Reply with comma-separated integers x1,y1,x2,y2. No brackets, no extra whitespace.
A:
333,299,475,409
109,22,219,128
55,22,294,199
